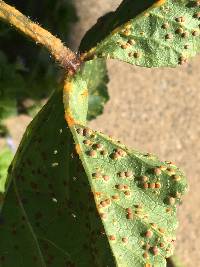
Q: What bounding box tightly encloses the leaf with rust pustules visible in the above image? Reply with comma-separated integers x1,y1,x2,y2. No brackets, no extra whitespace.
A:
0,49,188,267
0,89,115,267
0,0,190,265
63,61,188,267
80,0,200,67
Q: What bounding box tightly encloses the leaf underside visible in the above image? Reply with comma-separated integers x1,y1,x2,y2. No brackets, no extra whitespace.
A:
63,61,188,267
0,0,190,265
84,59,109,121
0,89,115,267
80,0,200,67
0,59,188,267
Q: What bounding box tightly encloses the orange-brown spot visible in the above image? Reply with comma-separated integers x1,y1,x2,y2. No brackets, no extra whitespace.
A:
158,228,165,234
153,0,166,7
155,182,161,189
103,175,110,181
94,192,102,198
109,235,116,241
143,252,149,259
81,88,88,98
65,109,76,127
75,144,81,155
124,22,132,30
126,213,133,220
145,230,153,238
122,237,128,243
112,194,119,200
64,81,73,94
112,22,131,36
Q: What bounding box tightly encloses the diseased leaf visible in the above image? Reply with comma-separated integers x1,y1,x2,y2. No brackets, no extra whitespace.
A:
80,0,200,67
0,145,13,192
64,59,109,122
0,59,188,267
80,0,156,54
0,89,115,267
64,61,188,267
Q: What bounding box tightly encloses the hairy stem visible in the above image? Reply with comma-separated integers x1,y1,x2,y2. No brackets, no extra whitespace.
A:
0,0,80,73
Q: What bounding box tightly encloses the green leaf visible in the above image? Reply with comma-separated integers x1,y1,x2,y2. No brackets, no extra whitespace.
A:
80,0,155,53
64,59,109,123
0,54,188,266
0,89,115,266
82,59,109,121
0,145,13,193
80,0,200,67
64,61,188,266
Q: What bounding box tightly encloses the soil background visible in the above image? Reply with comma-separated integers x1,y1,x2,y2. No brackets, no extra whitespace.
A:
2,1,200,266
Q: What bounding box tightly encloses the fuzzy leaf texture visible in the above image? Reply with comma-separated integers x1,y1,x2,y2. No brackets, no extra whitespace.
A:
80,0,200,67
63,61,188,267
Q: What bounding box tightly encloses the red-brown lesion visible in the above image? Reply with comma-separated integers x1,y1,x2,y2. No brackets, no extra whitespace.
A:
65,109,76,127
81,89,88,98
64,81,73,94
75,144,81,155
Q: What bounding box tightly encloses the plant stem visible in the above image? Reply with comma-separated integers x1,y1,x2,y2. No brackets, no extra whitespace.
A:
0,0,80,73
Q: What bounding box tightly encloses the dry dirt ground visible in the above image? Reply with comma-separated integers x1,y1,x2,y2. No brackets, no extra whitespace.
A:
1,1,200,266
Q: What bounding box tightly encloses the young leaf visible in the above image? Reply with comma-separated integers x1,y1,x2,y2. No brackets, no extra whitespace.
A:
82,59,109,121
80,0,200,67
0,89,115,267
64,61,188,266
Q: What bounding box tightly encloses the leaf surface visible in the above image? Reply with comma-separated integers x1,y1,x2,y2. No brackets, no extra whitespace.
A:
64,61,188,267
0,54,188,267
80,0,200,67
83,59,109,121
0,89,115,267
